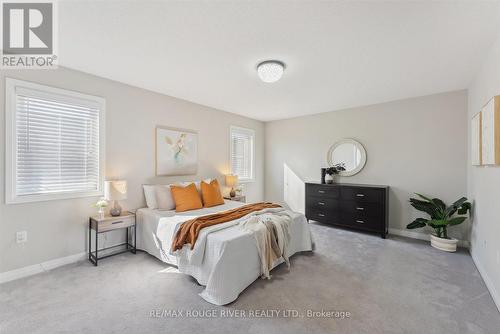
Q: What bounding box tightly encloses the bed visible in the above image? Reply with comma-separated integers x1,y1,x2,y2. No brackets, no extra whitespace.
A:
136,200,313,305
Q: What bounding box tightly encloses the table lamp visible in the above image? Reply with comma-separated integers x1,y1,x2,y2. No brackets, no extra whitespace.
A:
104,180,127,216
225,174,238,198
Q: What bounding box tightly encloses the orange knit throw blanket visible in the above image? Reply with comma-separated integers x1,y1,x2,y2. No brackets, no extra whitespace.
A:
171,202,281,251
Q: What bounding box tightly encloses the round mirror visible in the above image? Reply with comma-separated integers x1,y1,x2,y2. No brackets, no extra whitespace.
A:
327,139,367,176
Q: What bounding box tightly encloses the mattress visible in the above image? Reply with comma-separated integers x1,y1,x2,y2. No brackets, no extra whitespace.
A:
136,200,244,266
136,200,313,305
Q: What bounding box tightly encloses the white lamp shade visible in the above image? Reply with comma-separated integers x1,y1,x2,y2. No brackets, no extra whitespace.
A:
104,180,127,201
225,174,238,187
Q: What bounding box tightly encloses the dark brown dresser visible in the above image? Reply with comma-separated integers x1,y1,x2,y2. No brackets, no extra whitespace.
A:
305,182,389,238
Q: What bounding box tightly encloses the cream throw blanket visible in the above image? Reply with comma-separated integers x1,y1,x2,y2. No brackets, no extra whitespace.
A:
239,212,292,279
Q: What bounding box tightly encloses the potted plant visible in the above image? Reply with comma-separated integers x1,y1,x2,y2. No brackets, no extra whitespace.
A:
93,198,108,219
324,163,346,184
406,193,471,252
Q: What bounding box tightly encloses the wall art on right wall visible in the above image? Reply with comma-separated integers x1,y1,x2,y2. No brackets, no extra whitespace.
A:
480,96,500,165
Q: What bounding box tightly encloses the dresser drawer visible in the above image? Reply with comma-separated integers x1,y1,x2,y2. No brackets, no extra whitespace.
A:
340,213,382,231
306,184,340,199
306,208,339,224
306,196,339,211
341,187,383,203
341,200,383,218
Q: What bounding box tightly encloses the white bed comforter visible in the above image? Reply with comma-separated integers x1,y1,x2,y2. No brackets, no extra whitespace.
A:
136,201,313,305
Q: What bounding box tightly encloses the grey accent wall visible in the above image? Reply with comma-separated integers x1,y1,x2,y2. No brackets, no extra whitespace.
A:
0,67,264,273
265,91,468,239
467,33,500,309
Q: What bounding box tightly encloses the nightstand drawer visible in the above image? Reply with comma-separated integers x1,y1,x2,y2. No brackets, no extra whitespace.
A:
100,217,134,232
91,215,135,232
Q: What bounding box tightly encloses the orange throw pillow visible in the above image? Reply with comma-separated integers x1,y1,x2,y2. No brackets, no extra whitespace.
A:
201,179,225,208
171,183,203,212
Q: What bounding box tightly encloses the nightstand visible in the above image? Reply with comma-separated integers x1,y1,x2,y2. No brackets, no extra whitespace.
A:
88,212,136,266
224,195,246,203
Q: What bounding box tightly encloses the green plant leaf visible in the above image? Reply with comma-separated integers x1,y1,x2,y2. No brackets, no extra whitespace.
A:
452,197,468,208
448,216,466,226
410,198,440,219
427,219,448,227
457,202,471,216
432,198,445,211
445,197,468,217
415,193,433,202
431,198,446,217
407,218,428,229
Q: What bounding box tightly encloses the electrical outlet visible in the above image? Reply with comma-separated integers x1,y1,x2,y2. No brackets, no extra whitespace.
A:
16,231,27,243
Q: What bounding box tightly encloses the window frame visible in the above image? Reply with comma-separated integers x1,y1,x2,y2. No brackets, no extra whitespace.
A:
5,78,106,204
229,125,255,183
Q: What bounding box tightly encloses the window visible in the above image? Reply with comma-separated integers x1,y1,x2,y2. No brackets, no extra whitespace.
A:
229,126,255,182
5,78,105,204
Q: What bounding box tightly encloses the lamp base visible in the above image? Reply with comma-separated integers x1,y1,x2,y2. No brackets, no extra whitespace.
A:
109,200,122,217
229,188,236,197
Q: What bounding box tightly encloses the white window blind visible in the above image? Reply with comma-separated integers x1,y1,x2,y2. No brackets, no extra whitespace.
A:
230,126,254,182
6,79,105,203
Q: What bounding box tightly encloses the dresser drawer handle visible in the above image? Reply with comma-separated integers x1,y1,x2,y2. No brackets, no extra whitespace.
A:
356,194,365,197
356,207,364,211
356,220,365,224
112,221,123,224
318,213,325,217
318,202,325,206
318,190,325,194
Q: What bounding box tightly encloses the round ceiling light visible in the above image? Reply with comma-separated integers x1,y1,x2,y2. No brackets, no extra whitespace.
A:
257,60,285,83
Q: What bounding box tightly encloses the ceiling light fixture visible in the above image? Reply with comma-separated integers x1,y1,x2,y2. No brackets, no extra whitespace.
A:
257,60,285,83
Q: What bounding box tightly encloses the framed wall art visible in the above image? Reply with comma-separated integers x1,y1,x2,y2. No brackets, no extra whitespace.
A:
156,126,198,176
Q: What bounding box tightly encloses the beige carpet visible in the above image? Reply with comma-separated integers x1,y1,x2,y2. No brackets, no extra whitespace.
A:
1,223,499,334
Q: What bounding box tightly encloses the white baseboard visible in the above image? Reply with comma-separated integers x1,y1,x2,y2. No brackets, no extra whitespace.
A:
0,252,86,284
388,228,470,248
471,250,500,313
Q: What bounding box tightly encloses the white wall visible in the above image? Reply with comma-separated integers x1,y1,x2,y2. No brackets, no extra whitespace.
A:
0,67,264,273
265,91,468,239
468,33,500,310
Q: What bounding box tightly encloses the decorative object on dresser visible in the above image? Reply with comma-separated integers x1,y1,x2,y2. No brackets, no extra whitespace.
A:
104,180,127,216
323,164,346,184
223,195,246,203
406,194,471,252
88,211,136,266
327,139,367,176
225,174,239,197
156,126,198,176
305,182,388,238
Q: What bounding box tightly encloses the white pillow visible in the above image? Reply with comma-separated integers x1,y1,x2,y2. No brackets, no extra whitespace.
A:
143,185,158,209
155,185,175,210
